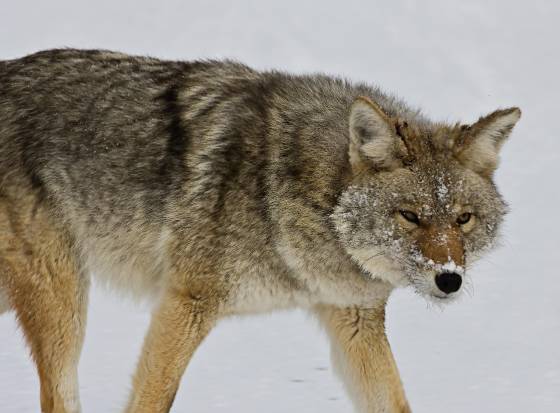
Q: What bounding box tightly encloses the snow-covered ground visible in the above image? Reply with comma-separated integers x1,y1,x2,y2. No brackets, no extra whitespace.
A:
1,1,559,412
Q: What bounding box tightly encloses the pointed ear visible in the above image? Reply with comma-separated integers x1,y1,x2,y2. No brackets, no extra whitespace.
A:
457,107,521,177
349,96,402,172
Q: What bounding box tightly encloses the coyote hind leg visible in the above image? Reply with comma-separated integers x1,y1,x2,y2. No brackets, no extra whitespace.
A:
0,198,89,413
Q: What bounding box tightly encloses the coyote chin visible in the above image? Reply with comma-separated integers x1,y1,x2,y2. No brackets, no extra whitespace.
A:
0,49,520,412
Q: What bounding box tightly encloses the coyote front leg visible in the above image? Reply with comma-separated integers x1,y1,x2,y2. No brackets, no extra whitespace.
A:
315,305,411,413
125,284,219,413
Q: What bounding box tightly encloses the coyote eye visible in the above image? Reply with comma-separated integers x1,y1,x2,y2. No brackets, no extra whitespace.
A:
457,212,472,225
399,210,419,225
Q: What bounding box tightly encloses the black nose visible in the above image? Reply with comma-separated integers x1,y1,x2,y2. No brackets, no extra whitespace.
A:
435,272,462,294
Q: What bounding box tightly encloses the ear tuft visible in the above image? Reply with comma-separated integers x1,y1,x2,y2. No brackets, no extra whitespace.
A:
349,96,400,171
457,107,521,177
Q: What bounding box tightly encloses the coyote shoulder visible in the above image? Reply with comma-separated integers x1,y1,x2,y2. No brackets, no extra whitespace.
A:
0,49,520,413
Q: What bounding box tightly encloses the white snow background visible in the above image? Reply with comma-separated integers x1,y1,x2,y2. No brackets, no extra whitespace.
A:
1,1,559,412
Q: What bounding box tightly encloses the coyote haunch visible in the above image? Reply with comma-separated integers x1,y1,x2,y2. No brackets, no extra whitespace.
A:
0,49,520,413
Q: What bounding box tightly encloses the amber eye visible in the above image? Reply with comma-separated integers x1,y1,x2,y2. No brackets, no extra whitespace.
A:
457,212,472,225
399,210,420,225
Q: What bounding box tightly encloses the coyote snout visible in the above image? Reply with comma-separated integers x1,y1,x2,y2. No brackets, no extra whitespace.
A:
410,255,466,300
415,224,466,298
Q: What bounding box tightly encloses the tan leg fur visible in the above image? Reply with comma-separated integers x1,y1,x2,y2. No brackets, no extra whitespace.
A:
315,304,411,413
0,194,88,413
125,279,220,413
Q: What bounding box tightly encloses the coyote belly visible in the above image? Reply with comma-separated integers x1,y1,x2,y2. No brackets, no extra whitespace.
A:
0,49,520,413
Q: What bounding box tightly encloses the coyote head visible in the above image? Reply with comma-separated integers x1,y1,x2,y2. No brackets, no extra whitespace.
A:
332,96,521,302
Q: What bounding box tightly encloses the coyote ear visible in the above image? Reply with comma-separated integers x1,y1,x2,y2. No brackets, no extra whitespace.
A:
349,96,401,172
458,107,521,177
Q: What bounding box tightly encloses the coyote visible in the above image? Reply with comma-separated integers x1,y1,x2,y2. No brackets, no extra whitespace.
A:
0,49,520,413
